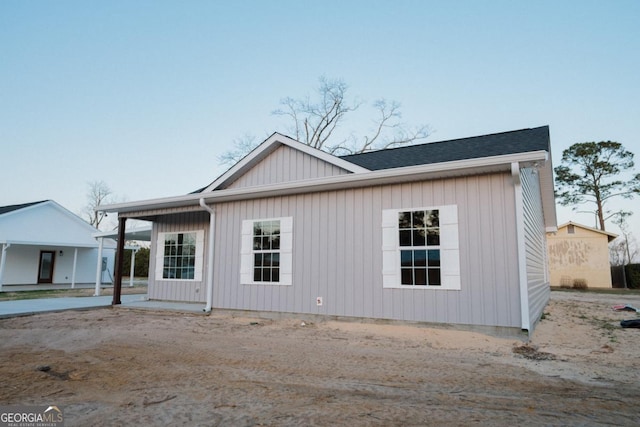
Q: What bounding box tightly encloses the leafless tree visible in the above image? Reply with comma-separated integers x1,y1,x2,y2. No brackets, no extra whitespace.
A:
83,180,113,229
610,212,639,266
216,133,260,166
219,76,431,164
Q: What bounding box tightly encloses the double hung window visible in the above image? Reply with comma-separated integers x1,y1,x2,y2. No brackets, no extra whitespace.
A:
252,220,281,282
382,205,460,290
241,217,293,285
398,210,441,286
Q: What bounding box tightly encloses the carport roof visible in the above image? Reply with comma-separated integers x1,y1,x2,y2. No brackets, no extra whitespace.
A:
93,225,152,242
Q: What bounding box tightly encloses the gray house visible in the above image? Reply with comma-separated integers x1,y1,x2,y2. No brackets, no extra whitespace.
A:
100,126,556,334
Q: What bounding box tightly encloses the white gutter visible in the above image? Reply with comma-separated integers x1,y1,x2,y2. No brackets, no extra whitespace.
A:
99,151,549,215
512,162,530,331
199,198,216,313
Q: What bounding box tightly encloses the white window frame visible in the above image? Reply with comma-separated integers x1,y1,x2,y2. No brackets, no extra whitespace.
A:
382,205,460,290
240,217,293,286
155,230,205,282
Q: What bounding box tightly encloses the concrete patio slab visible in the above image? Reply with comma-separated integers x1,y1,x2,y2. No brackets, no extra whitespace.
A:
0,294,206,319
0,294,145,318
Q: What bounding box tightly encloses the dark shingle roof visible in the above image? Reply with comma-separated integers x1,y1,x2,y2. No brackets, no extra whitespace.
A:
340,126,550,170
0,200,49,216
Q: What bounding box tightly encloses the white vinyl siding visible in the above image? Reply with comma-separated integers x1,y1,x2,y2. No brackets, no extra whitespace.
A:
521,167,550,330
227,145,350,189
240,217,293,285
145,173,523,330
382,205,460,290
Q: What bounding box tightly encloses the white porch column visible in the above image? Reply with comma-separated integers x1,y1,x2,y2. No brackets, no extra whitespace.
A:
71,248,78,289
0,243,10,292
94,237,104,296
129,247,137,287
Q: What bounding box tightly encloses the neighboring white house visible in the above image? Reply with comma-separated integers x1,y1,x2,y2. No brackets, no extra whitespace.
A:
99,126,557,335
0,200,116,289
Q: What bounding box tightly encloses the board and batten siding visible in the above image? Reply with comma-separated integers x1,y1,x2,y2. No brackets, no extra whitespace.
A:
520,167,550,330
225,145,351,190
204,172,522,329
148,211,209,303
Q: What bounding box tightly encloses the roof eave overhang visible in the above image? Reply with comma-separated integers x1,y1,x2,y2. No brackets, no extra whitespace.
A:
556,222,619,240
99,151,550,215
92,226,152,242
0,240,113,248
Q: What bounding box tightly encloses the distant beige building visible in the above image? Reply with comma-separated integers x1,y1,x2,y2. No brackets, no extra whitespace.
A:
547,222,617,288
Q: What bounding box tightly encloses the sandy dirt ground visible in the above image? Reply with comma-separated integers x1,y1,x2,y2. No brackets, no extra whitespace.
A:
1,290,639,426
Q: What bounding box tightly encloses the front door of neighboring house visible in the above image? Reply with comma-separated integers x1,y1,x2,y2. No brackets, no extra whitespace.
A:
37,251,55,284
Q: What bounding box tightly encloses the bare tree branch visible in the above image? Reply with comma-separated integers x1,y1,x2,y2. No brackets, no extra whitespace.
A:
219,76,431,164
216,134,259,165
83,180,113,229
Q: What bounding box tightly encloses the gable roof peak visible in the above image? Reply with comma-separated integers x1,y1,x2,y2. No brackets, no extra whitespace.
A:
200,132,369,192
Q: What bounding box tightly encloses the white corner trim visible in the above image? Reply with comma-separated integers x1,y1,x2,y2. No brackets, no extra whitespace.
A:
512,162,530,330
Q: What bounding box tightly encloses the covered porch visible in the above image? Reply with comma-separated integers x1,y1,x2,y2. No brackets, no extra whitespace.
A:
92,224,152,297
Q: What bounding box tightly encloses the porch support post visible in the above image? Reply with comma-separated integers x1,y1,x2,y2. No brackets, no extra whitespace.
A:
71,248,78,289
112,216,126,305
0,243,10,292
94,238,104,296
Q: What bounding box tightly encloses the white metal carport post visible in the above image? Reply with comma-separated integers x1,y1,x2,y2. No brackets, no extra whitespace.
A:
71,248,78,288
94,237,104,296
0,243,10,292
129,246,138,287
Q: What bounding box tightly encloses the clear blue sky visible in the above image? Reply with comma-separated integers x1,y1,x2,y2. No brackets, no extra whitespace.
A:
1,0,639,243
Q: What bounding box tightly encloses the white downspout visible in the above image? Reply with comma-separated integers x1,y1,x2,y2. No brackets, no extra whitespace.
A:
71,248,78,288
0,243,11,292
512,162,530,331
94,237,104,296
199,198,215,313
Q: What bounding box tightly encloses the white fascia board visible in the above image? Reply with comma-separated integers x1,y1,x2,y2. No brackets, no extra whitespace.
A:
202,132,369,192
0,239,104,248
99,151,549,215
